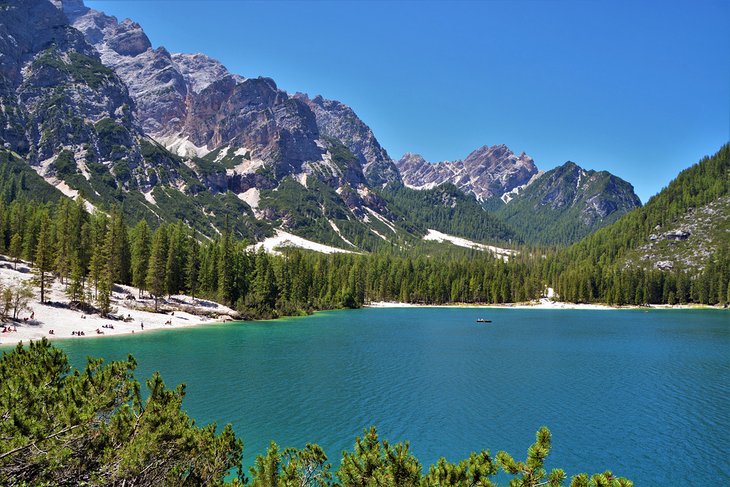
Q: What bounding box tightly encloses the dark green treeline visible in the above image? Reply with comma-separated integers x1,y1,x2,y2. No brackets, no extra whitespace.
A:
0,192,551,317
0,199,727,319
0,144,728,315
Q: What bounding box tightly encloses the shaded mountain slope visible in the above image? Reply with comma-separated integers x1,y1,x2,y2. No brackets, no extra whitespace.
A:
494,161,642,245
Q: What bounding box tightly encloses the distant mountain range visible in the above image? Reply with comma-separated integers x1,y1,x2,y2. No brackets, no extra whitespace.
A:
0,0,645,251
397,148,641,245
397,145,539,201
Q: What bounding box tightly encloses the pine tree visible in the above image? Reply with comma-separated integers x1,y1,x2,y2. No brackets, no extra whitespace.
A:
185,232,200,299
251,250,277,313
33,215,53,304
96,267,112,316
53,199,72,284
496,427,566,487
217,231,234,305
66,256,85,304
146,226,169,312
87,212,108,300
130,220,151,298
105,208,131,285
9,233,21,270
165,222,186,296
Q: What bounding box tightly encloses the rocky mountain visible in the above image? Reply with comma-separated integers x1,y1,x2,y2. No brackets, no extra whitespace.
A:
396,145,539,201
495,161,642,245
397,143,642,246
633,195,730,272
0,0,143,175
61,0,401,191
0,0,522,255
293,94,401,187
52,0,417,249
0,0,656,255
616,145,730,273
0,0,273,240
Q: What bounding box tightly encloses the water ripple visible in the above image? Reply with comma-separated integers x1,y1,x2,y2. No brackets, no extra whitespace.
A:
52,308,730,486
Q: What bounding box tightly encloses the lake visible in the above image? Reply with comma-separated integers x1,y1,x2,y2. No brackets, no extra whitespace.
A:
24,308,730,485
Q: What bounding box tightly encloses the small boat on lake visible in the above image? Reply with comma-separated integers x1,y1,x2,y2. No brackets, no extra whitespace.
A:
476,318,492,323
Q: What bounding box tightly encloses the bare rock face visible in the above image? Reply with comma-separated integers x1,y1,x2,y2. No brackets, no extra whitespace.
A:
294,93,401,186
171,53,241,94
397,145,538,200
61,0,328,181
61,2,189,135
665,229,691,241
0,0,143,163
185,77,323,178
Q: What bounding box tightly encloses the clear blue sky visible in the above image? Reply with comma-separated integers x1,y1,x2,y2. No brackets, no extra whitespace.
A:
87,0,729,203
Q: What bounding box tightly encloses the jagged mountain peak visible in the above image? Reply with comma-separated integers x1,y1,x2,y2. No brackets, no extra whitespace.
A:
171,52,242,93
399,152,428,164
0,0,653,254
293,92,401,186
396,143,538,200
495,159,642,245
62,0,399,189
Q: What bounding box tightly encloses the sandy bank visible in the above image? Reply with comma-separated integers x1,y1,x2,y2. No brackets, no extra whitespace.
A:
0,257,238,347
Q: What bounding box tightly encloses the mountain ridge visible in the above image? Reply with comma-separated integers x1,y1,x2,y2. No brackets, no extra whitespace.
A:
397,144,539,201
0,0,650,254
493,160,642,245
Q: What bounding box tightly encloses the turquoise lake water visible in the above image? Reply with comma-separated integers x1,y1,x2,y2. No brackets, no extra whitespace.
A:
11,308,730,485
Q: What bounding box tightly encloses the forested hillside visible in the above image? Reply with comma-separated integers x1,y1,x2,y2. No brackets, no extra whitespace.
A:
381,184,519,245
0,190,547,321
0,145,727,326
493,162,641,246
550,144,730,304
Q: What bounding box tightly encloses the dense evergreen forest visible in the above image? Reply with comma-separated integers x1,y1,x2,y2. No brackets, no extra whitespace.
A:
492,162,642,247
0,145,727,324
0,191,551,318
0,339,633,486
551,144,730,305
380,184,519,245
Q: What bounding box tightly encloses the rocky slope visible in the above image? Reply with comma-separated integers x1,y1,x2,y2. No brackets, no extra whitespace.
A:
0,0,653,254
50,0,416,249
0,0,144,176
630,195,730,272
0,0,485,253
293,94,401,186
495,161,642,245
61,0,400,190
397,145,539,201
559,143,729,296
0,0,264,240
397,143,643,246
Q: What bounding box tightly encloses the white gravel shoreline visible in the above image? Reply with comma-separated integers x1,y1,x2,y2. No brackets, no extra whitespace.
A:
0,258,238,347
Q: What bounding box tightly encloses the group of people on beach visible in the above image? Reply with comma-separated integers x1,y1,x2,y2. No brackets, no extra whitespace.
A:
71,330,86,336
96,324,116,334
2,325,17,333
